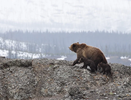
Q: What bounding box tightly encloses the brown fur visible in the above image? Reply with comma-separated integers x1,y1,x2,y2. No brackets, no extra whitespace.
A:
69,42,107,70
79,57,97,73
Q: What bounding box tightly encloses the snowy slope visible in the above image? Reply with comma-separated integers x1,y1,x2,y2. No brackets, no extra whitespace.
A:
0,37,45,59
0,37,27,51
0,36,65,59
0,49,44,59
0,0,131,33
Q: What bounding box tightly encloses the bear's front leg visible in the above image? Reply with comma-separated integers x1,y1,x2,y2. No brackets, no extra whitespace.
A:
72,58,79,66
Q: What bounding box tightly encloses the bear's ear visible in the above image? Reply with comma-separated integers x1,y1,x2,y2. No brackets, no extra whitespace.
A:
77,42,79,44
73,44,76,47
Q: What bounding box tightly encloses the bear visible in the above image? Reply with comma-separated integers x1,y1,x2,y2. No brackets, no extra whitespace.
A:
69,42,107,71
78,57,97,73
97,62,112,78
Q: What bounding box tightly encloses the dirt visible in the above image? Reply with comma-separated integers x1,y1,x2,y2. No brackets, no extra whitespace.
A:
0,57,131,100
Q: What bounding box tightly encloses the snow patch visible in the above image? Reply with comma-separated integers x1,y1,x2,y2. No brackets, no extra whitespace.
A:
0,49,8,57
128,59,131,61
32,54,41,59
120,56,128,59
57,56,67,60
106,57,110,60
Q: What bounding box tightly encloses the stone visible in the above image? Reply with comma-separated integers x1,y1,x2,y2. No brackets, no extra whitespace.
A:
0,58,131,100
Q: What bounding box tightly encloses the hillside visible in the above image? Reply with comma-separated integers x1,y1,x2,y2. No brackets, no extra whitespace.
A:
0,36,49,59
0,57,131,100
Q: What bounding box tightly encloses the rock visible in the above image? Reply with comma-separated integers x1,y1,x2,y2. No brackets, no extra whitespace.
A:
68,86,84,99
0,58,131,100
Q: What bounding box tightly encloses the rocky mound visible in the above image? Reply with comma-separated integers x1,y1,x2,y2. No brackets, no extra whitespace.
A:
0,57,131,100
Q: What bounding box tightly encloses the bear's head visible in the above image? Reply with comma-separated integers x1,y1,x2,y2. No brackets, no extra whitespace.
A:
69,42,80,53
97,62,103,70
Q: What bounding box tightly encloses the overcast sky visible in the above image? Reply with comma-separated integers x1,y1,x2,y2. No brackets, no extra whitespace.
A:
0,0,131,33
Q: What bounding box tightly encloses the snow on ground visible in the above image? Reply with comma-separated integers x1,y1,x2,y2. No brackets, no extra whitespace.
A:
5,40,16,49
0,37,27,50
57,56,67,60
128,59,131,61
0,37,48,59
106,57,110,60
0,49,46,59
19,42,28,50
17,51,32,59
0,49,8,57
17,51,44,59
120,56,129,59
32,54,41,59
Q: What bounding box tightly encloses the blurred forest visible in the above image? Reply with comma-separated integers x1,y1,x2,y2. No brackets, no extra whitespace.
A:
0,30,131,58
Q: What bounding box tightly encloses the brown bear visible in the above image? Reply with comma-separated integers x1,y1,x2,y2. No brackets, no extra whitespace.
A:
79,57,97,73
97,62,112,77
69,42,107,70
